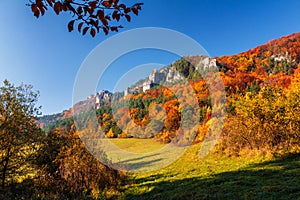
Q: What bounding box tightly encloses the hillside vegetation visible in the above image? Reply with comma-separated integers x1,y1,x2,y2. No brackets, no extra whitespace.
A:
46,32,300,156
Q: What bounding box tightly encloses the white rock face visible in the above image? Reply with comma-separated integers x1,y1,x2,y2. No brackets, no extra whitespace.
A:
271,52,293,62
195,57,217,70
149,69,166,84
143,81,151,92
123,56,217,95
166,67,183,83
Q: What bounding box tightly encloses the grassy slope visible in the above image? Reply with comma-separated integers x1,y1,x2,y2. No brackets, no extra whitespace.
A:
113,140,300,200
109,139,165,154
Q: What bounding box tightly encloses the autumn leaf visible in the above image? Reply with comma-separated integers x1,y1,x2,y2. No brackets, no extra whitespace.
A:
34,11,40,18
88,1,98,9
97,10,104,19
132,8,139,16
68,20,75,32
46,0,53,7
82,26,89,36
90,28,96,37
110,26,118,32
31,4,38,13
103,27,109,35
101,18,108,26
125,14,131,22
115,13,121,21
54,2,61,15
102,1,112,8
112,10,118,19
78,22,84,32
36,0,43,7
77,6,83,15
119,4,126,9
40,7,45,16
124,8,131,13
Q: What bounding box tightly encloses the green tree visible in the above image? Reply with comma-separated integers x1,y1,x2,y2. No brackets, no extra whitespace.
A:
0,80,42,188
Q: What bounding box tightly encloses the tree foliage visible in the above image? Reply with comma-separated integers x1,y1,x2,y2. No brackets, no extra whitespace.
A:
0,80,42,188
28,0,143,37
35,122,125,198
218,82,300,157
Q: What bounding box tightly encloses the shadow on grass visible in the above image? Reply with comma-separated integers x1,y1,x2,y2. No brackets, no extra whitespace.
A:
124,158,163,171
125,154,300,200
119,153,161,164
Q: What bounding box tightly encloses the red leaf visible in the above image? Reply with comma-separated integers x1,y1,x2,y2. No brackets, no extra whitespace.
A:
95,20,99,27
125,14,131,22
36,0,43,7
103,27,109,35
31,4,38,13
88,1,98,9
101,18,108,26
62,4,67,11
119,4,126,9
97,10,104,19
90,28,96,37
113,4,119,9
113,0,119,4
88,7,94,15
78,22,84,32
54,2,61,15
112,10,118,19
34,10,40,18
40,7,45,16
132,8,138,16
83,7,89,15
46,0,53,7
68,20,75,32
77,6,83,15
124,8,131,13
137,5,142,10
110,26,118,32
102,1,112,8
115,14,120,21
82,27,89,36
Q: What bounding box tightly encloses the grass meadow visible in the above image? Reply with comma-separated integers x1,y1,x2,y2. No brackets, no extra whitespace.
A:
106,139,300,199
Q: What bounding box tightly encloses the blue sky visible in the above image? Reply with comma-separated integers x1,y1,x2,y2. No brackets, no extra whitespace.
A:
1,0,300,115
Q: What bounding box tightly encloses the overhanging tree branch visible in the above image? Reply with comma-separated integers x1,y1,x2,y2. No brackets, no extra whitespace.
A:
28,0,144,37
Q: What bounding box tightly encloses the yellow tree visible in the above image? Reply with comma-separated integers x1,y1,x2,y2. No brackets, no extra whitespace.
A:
0,80,42,188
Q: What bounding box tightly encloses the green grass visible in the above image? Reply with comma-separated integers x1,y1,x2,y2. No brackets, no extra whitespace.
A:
111,139,300,200
101,138,188,172
109,138,165,153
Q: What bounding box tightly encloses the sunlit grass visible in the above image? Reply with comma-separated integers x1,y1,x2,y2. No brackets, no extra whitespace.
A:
109,138,165,154
114,140,300,199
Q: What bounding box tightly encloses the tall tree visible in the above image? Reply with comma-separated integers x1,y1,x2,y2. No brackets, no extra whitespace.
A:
0,80,41,188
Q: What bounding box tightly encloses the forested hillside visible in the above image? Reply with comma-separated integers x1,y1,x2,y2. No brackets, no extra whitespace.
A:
44,32,300,155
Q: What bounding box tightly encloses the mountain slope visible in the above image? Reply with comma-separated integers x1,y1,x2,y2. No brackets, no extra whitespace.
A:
39,32,300,133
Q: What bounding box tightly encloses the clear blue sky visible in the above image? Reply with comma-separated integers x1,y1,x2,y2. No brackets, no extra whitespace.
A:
1,0,300,115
